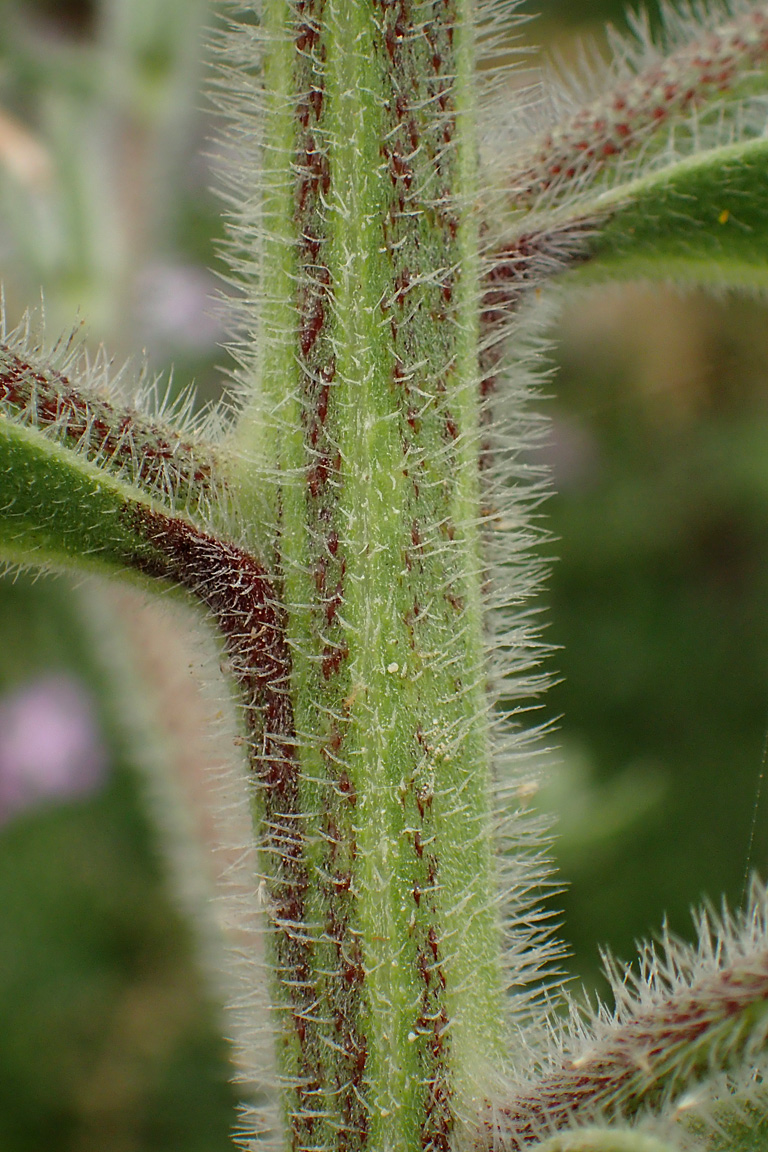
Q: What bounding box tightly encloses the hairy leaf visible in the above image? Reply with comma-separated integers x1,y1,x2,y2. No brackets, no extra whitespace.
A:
573,137,768,289
530,1129,680,1152
0,412,174,577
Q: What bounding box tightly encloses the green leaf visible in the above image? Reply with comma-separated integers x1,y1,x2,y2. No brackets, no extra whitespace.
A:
570,137,768,290
0,342,227,524
0,413,178,579
678,1086,768,1152
532,1129,680,1152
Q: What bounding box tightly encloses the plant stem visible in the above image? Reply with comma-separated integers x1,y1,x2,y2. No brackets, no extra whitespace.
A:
228,2,506,1148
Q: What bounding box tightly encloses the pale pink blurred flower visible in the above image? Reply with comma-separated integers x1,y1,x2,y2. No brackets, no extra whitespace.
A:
135,261,224,354
0,675,108,824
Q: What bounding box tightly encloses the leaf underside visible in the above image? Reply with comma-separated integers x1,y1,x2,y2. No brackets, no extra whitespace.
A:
0,414,164,577
572,137,768,289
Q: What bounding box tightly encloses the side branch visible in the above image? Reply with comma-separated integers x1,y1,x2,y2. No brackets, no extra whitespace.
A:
0,343,227,520
481,134,768,325
477,935,768,1149
508,4,768,209
0,400,313,1107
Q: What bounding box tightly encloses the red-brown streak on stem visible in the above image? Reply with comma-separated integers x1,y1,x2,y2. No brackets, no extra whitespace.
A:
509,6,768,207
481,221,594,346
0,346,222,514
374,0,460,1147
475,954,768,1151
121,505,320,1139
478,222,592,473
292,2,370,1147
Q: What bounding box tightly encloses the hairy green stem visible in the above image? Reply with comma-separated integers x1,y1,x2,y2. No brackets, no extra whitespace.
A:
229,2,504,1148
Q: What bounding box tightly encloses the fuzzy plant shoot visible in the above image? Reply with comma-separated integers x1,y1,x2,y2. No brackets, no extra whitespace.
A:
3,3,768,1152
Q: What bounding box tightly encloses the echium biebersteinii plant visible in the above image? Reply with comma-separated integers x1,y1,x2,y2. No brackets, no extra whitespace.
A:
4,2,768,1150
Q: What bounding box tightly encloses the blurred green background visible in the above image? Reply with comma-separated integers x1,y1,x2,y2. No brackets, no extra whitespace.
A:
1,0,768,1148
